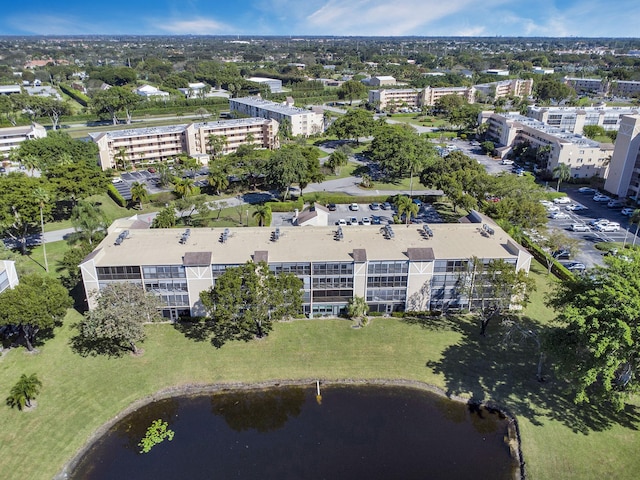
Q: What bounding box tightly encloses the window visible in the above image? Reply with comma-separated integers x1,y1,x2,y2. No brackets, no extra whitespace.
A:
142,265,185,279
97,266,142,280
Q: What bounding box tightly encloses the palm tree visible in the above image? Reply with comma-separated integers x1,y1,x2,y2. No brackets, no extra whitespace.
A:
173,177,195,199
207,169,229,196
630,209,640,247
252,204,271,227
130,182,149,209
347,296,370,326
114,147,129,170
394,195,419,225
207,134,227,160
552,162,571,192
33,187,50,273
6,374,42,410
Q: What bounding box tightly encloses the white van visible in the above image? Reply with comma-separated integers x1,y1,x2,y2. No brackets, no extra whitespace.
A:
570,224,590,232
596,222,620,232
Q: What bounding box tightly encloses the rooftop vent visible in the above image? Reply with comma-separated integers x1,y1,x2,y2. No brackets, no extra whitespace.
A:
482,223,495,236
180,228,191,244
114,229,130,246
220,228,231,243
334,226,344,241
271,227,281,242
383,224,395,239
422,224,434,238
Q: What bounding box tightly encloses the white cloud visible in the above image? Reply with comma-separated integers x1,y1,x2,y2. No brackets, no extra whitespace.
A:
6,14,106,35
153,17,233,35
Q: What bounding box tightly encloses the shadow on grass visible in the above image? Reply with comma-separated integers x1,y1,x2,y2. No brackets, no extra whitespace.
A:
173,318,253,349
69,330,129,358
427,315,640,434
401,313,466,334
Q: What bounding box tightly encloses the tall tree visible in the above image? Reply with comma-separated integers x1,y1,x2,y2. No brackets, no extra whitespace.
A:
70,201,107,245
6,374,42,410
326,150,348,175
552,162,571,192
32,187,51,273
394,195,419,225
252,204,272,227
200,262,302,342
91,86,141,125
207,134,228,160
327,109,376,144
265,145,306,200
173,177,196,199
370,124,435,180
207,168,229,196
547,251,640,410
336,80,366,105
79,283,162,355
151,206,177,229
130,181,149,209
0,274,72,351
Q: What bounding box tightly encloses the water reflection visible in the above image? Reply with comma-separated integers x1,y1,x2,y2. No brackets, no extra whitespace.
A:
211,387,305,432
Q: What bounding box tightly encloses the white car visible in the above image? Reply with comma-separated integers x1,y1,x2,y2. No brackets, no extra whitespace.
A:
338,219,347,226
596,222,620,232
549,211,570,219
570,224,590,232
593,194,611,202
589,218,610,227
621,207,636,216
349,203,359,211
553,196,572,204
546,205,560,212
565,204,587,211
501,159,514,165
578,187,596,194
539,200,553,207
361,217,371,225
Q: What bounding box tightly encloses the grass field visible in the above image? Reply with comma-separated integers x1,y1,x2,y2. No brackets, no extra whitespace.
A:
2,255,640,480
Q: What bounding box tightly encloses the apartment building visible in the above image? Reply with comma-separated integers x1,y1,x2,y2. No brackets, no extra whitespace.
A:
480,112,614,178
89,118,279,170
229,96,325,137
564,77,640,97
475,79,534,99
0,260,18,294
526,105,640,134
0,123,47,159
423,86,476,106
80,213,532,320
603,115,640,199
368,88,423,109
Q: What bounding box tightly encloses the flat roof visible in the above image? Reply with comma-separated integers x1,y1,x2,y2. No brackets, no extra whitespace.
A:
88,223,521,268
231,96,318,116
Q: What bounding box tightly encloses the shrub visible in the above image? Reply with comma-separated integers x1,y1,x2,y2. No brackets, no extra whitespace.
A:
107,183,127,207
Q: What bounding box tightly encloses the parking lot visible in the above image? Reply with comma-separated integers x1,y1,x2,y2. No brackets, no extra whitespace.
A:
545,185,638,268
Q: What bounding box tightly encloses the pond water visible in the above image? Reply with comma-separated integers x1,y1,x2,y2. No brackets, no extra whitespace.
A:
70,385,518,480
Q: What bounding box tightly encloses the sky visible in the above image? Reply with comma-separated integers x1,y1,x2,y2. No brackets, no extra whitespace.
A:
0,0,638,38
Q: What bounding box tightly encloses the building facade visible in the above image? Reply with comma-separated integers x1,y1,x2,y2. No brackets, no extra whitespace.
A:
0,123,47,159
80,215,532,320
475,79,534,100
0,260,18,294
247,77,283,93
603,115,640,199
480,112,614,178
89,118,279,170
368,88,423,109
564,77,640,97
229,96,325,137
526,105,640,134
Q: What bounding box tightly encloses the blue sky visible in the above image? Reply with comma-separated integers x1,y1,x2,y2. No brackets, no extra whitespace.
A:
1,0,638,37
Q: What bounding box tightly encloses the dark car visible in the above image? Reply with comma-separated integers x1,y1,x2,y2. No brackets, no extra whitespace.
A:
381,202,392,210
552,249,571,260
327,203,337,211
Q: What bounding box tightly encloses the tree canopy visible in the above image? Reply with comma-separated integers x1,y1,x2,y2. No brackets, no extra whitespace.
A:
547,251,640,410
200,262,302,344
370,124,436,180
327,109,376,144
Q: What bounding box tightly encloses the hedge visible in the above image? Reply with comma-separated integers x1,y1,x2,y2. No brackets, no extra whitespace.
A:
59,84,89,107
107,183,127,207
520,235,575,281
266,198,304,212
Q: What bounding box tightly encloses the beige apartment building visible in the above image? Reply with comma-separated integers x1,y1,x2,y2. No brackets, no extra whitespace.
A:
368,86,476,110
0,123,47,159
603,115,640,199
480,112,614,178
89,118,279,170
475,79,534,100
80,213,532,320
526,105,640,134
229,96,324,137
564,77,640,97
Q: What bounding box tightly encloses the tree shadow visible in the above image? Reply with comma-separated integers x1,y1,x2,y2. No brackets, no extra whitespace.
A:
172,318,214,343
427,316,640,434
402,313,466,334
69,331,128,358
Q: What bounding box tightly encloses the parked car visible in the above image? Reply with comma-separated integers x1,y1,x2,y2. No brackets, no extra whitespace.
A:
621,207,636,216
565,204,587,211
578,187,596,194
370,202,380,210
596,222,620,232
338,219,347,226
570,223,590,232
549,211,570,219
552,249,571,259
349,203,359,211
564,262,587,272
553,196,572,204
327,203,337,211
371,215,381,225
589,218,610,227
412,199,422,207
361,217,371,225
607,199,623,208
501,159,514,165
593,194,611,202
381,202,392,210
147,167,156,173
546,205,560,212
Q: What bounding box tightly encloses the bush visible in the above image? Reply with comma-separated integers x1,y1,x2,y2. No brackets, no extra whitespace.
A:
107,184,127,207
59,84,90,107
266,199,304,212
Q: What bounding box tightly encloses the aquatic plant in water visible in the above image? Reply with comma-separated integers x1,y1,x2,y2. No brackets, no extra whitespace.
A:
138,419,174,453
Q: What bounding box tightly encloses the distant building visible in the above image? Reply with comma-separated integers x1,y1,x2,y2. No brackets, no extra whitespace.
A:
368,88,423,110
368,76,397,87
483,69,510,76
604,115,640,199
565,76,640,97
479,111,614,179
475,79,533,99
247,77,283,93
135,85,169,98
229,96,324,137
0,85,21,95
89,118,279,170
178,82,209,98
0,123,47,158
422,86,476,106
532,67,555,75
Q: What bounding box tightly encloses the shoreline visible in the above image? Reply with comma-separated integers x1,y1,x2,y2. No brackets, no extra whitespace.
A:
56,378,525,480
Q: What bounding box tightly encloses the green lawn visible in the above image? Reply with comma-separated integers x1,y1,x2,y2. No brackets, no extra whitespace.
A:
2,260,640,479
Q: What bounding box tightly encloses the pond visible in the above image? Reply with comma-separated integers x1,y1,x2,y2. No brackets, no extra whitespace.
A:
70,385,519,479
